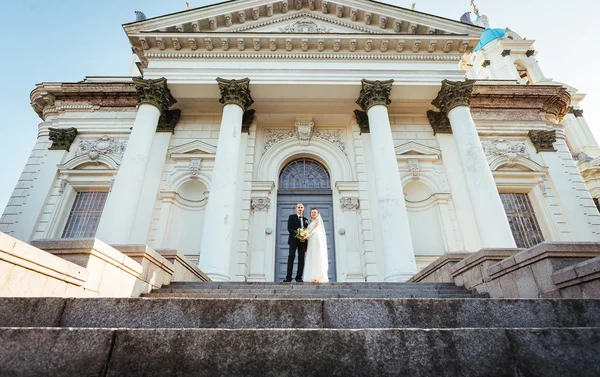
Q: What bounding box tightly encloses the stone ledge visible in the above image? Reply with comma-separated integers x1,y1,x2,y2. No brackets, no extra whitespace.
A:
552,256,600,298
1,233,87,292
156,249,210,282
409,253,471,283
111,245,175,288
449,249,520,293
488,242,600,280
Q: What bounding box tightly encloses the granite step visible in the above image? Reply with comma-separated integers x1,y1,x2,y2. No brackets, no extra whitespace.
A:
3,298,600,329
142,291,486,299
2,327,599,377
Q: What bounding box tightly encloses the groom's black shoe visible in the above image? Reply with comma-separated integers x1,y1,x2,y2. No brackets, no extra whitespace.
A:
283,279,292,283
295,278,304,282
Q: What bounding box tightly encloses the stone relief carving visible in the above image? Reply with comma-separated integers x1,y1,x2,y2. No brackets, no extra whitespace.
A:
482,138,530,159
189,158,203,176
294,0,303,10
380,40,389,52
224,14,233,27
394,19,402,32
208,17,217,30
309,0,316,11
443,40,453,53
188,38,198,51
133,77,177,112
407,160,420,178
75,135,127,161
340,197,360,210
251,198,270,211
266,4,273,17
333,39,341,52
336,5,344,17
349,39,357,52
221,38,230,51
238,11,246,23
252,7,260,20
279,18,333,33
397,39,405,52
237,38,245,51
172,38,181,50
253,38,261,51
285,38,293,51
295,119,315,145
321,1,329,13
364,40,372,52
263,128,347,155
204,38,214,50
379,16,387,29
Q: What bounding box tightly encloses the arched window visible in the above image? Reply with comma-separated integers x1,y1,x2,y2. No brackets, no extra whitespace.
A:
279,158,330,189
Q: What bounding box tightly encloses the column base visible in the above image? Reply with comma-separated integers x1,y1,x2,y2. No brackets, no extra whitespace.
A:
204,272,231,282
384,273,415,283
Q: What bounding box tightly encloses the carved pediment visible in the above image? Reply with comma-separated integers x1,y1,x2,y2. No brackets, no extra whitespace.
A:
125,0,483,38
245,14,374,34
168,140,217,160
395,141,441,160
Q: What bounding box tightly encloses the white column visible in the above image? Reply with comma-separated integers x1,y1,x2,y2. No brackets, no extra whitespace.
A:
199,78,253,281
433,80,516,248
96,78,176,244
357,79,417,282
129,131,173,244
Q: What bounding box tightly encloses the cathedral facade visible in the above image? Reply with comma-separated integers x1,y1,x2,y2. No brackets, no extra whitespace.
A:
2,0,599,282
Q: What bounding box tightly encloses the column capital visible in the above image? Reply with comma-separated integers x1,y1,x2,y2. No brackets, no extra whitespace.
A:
432,79,475,113
216,77,254,110
156,109,181,133
48,127,78,152
528,130,557,153
356,79,394,111
133,77,177,112
353,110,370,133
242,109,256,133
426,110,452,135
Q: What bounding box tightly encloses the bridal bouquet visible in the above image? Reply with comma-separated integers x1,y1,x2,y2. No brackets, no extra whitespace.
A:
295,228,310,242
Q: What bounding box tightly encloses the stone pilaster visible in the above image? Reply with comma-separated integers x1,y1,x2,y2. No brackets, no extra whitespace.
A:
216,78,254,111
133,77,177,111
426,110,452,135
356,79,394,111
529,130,557,153
432,79,475,113
48,127,78,152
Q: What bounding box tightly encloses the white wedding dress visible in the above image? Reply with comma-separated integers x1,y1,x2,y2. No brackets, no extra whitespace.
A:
303,214,329,283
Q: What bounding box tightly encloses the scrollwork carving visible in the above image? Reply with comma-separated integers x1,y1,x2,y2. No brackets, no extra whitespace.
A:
340,197,360,211
75,135,127,161
482,138,530,159
528,130,557,153
216,77,254,110
431,79,475,113
133,77,177,112
251,198,270,211
49,127,78,152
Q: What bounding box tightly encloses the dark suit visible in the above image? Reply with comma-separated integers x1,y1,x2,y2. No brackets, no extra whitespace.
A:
286,214,309,281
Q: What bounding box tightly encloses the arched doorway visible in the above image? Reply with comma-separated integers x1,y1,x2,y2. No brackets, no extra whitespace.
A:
275,158,336,281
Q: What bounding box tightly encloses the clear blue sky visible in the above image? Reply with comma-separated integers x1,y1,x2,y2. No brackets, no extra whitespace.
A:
1,0,599,212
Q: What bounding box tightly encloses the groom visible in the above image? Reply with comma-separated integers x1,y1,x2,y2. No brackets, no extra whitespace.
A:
284,203,309,282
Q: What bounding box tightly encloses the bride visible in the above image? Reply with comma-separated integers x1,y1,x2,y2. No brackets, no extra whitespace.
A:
303,208,329,283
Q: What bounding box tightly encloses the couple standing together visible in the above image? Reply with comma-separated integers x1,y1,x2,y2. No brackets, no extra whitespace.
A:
285,203,329,283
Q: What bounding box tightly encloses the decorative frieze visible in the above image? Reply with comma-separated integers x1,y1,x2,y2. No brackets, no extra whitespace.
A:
263,128,346,154
188,38,198,50
75,135,127,162
528,130,557,153
482,138,530,159
443,40,453,53
431,79,475,113
157,109,182,133
251,198,270,211
48,128,78,152
281,1,288,13
294,0,303,10
340,197,360,211
356,79,394,111
354,110,370,134
266,3,274,17
279,17,332,33
216,77,254,110
144,51,463,61
426,110,452,135
133,77,177,112
242,109,256,133
252,7,260,20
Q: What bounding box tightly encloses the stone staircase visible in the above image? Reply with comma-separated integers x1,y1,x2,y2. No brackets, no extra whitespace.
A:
2,282,600,376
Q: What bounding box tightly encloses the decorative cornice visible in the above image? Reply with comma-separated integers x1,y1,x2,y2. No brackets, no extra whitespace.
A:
431,79,475,113
354,110,369,134
542,91,571,121
528,130,557,153
144,51,463,61
216,77,254,110
157,109,182,133
132,77,177,111
242,109,256,133
48,128,78,152
356,79,394,111
426,110,452,135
